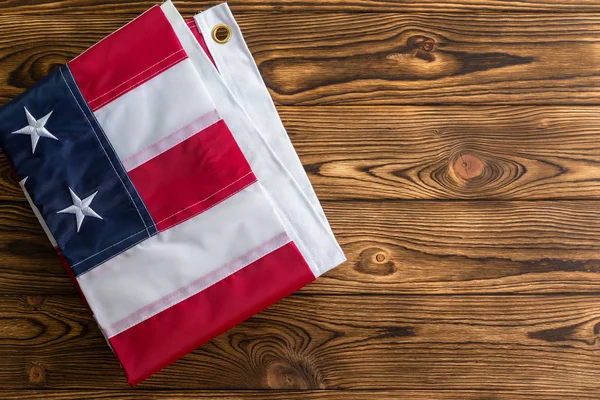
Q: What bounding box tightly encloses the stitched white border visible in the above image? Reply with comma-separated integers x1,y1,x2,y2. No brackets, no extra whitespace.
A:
162,1,348,278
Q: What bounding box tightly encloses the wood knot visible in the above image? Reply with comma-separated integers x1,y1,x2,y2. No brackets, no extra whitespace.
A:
452,153,484,181
404,35,437,62
407,35,436,51
26,296,46,308
28,363,46,385
431,148,526,197
265,360,312,389
354,247,395,276
421,40,435,52
594,321,600,335
537,118,551,129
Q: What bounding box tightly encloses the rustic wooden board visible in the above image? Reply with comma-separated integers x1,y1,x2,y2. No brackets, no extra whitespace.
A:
286,106,600,200
2,294,600,390
3,0,600,14
2,13,600,105
0,389,597,399
3,200,600,295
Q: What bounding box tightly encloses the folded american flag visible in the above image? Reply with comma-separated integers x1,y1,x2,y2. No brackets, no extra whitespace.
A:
0,1,344,385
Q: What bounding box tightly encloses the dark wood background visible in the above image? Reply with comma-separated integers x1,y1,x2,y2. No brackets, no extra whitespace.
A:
1,0,600,398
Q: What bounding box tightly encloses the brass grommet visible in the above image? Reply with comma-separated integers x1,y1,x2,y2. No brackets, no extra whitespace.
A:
212,24,232,44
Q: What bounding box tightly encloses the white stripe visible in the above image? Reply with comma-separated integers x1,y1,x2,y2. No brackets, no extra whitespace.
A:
76,182,288,337
121,109,221,172
93,58,217,162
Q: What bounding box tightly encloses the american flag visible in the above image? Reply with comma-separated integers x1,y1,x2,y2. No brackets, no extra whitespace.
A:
0,1,344,385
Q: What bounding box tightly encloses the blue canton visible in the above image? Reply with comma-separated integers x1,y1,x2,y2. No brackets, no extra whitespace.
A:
0,66,157,276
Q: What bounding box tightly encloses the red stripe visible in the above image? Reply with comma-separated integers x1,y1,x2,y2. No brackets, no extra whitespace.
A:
109,241,315,386
185,18,217,68
69,6,187,111
127,119,255,231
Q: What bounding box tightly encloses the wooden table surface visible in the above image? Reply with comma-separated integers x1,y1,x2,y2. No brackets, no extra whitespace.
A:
2,0,600,398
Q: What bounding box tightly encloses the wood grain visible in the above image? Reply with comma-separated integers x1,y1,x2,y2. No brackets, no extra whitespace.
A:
282,106,600,200
0,154,24,202
2,294,600,390
323,200,600,294
2,14,600,105
1,389,597,399
248,13,600,105
3,200,600,295
4,0,600,14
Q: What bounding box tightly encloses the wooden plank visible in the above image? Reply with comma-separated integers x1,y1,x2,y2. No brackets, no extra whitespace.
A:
0,389,596,399
2,294,600,389
246,12,600,105
326,200,600,294
3,105,600,203
282,106,600,201
2,200,600,295
2,13,600,105
4,0,600,14
0,155,24,203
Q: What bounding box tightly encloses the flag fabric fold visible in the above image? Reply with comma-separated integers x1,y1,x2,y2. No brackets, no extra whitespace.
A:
0,1,345,385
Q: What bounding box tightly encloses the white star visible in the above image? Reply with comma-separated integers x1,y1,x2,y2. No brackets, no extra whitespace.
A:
12,107,58,153
57,188,103,232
